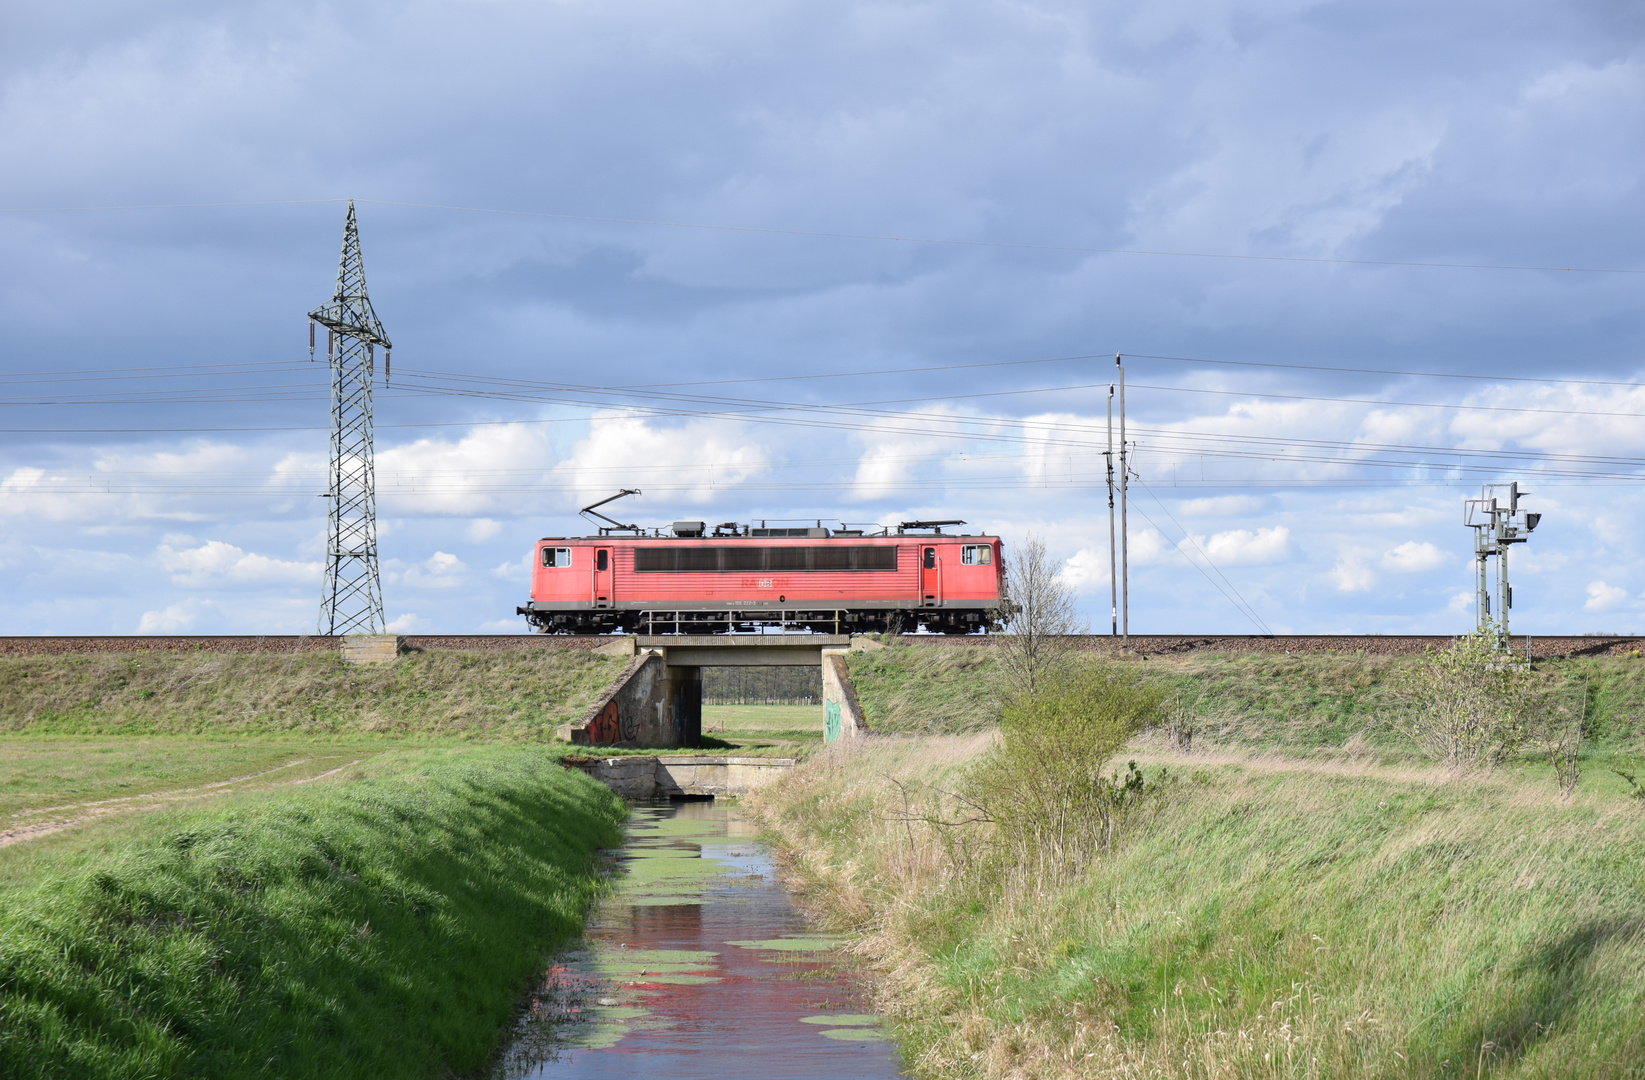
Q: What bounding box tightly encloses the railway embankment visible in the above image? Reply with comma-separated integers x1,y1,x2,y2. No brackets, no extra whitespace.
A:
0,645,622,738
846,638,1645,757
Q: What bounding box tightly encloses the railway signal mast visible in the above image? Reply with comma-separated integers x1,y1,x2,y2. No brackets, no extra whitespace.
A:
1464,482,1540,647
309,201,392,635
1107,354,1131,644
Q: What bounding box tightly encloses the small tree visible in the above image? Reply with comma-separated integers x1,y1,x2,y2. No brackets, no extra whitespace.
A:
967,664,1166,879
998,533,1085,694
1394,626,1536,772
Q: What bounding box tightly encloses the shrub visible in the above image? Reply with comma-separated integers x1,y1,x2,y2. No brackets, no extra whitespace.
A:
1393,627,1537,771
967,663,1166,879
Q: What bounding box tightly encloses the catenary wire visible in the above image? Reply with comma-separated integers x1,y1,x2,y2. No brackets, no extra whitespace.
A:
3,195,1637,274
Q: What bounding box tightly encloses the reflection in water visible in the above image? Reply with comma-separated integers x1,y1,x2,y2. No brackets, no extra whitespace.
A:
494,800,905,1078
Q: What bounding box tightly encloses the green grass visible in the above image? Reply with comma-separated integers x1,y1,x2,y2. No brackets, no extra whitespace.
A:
0,649,624,739
845,645,1645,760
0,736,388,818
755,738,1645,1078
702,703,824,750
0,745,624,1079
845,642,1005,734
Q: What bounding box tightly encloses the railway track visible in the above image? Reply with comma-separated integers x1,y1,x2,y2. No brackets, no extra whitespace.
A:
0,633,1638,659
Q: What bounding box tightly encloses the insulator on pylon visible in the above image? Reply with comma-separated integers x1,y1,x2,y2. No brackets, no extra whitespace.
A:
384,348,391,384
327,329,334,359
309,320,315,360
368,343,374,379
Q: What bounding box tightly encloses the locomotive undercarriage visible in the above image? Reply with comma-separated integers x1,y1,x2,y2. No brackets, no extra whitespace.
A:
517,605,998,636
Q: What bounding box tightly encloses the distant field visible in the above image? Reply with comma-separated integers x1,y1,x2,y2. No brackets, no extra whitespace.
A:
702,703,823,751
0,736,403,853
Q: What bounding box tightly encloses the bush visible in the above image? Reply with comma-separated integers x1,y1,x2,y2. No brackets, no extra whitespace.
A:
967,664,1167,879
1394,628,1538,771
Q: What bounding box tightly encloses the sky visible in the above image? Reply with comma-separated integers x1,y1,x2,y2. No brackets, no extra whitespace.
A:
0,0,1641,636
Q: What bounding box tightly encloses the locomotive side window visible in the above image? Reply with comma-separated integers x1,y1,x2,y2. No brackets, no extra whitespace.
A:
960,545,992,566
541,547,572,568
596,550,609,572
922,547,936,570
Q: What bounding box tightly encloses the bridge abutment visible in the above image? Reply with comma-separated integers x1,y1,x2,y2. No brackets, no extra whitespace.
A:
561,634,869,748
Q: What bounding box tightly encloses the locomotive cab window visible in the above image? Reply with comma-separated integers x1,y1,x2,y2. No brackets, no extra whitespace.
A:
960,544,992,566
596,550,609,572
922,547,936,569
541,547,572,568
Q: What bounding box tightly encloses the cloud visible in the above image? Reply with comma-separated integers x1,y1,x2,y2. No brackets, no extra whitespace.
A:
378,425,559,516
1330,557,1376,593
399,551,469,589
384,612,426,633
492,553,531,582
467,518,503,542
1126,528,1173,567
1058,546,1111,592
138,601,201,633
1584,581,1628,612
1188,526,1290,566
1179,495,1268,517
555,413,770,506
1381,540,1447,573
156,540,319,587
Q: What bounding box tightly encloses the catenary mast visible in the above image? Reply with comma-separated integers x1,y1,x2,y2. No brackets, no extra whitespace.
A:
309,201,391,635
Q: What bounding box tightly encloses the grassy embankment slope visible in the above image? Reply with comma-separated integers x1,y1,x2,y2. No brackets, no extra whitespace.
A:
847,641,1645,762
0,649,632,1079
0,648,624,739
749,643,1645,1078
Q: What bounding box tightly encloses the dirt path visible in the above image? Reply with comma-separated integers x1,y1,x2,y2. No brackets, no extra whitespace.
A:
1129,744,1452,784
0,757,370,849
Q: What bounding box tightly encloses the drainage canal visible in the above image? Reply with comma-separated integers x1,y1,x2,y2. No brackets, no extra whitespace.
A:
492,799,905,1078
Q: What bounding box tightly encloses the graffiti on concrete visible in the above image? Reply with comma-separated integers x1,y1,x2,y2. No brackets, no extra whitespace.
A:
824,701,842,744
588,701,621,745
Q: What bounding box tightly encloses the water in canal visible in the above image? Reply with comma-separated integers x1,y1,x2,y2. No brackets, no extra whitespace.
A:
493,799,906,1078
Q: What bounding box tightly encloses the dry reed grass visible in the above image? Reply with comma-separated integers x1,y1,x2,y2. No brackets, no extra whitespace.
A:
752,736,1645,1079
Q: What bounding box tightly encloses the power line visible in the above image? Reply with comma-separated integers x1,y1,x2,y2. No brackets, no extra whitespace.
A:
1123,352,1645,389
4,195,1637,275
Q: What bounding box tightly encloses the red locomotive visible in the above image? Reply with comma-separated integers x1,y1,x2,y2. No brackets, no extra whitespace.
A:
517,493,1005,635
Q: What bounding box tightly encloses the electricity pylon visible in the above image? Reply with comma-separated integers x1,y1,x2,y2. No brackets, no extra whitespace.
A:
309,201,391,635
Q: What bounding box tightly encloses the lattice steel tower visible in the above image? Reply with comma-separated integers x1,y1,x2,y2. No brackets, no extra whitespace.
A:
309,201,391,635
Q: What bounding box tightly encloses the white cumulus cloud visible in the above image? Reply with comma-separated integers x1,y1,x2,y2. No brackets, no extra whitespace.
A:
400,551,469,589
1382,540,1447,573
1189,526,1290,566
1058,546,1112,592
138,601,202,633
157,540,320,587
1330,557,1376,593
1584,581,1628,612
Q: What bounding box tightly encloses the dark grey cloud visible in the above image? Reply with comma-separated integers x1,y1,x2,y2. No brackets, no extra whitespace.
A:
0,0,1641,632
